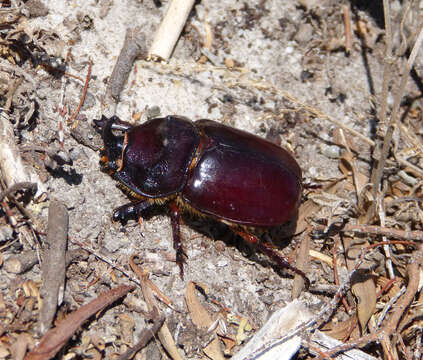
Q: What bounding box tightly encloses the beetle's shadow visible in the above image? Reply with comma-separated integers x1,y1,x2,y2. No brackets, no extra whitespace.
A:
135,204,300,278
118,202,300,279
184,213,301,280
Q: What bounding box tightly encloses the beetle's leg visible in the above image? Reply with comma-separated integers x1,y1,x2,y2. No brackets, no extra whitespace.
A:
235,230,310,289
169,201,185,279
112,200,153,222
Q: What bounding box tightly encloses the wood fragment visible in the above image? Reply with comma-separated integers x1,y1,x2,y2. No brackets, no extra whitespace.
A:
315,223,423,241
343,5,352,54
106,27,147,103
39,200,69,335
4,250,38,274
149,0,196,62
291,230,310,299
25,284,134,360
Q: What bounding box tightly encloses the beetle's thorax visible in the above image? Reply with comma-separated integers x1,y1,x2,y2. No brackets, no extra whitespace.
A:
112,116,201,198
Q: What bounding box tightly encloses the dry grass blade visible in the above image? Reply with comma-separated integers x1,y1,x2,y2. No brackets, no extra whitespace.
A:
367,21,423,221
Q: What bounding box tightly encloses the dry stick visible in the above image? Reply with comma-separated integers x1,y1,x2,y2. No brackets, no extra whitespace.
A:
291,229,310,299
343,5,352,54
315,223,423,241
377,197,395,279
376,286,406,328
69,61,92,128
39,200,69,335
397,334,412,360
4,250,38,274
367,24,423,222
149,0,196,62
233,79,376,147
71,239,143,287
397,0,414,57
332,235,352,314
106,27,147,104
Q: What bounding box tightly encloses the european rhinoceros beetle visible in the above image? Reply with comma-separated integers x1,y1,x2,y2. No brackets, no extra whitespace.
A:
94,115,307,285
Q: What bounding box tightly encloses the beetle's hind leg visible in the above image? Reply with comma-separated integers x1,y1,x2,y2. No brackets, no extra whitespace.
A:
235,230,310,289
112,200,153,223
169,201,186,279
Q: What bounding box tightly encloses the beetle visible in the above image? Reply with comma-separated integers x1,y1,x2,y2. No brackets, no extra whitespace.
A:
94,115,307,285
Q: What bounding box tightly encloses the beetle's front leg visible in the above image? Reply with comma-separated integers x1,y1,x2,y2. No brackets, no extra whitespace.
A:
235,230,310,289
169,201,186,279
112,200,153,223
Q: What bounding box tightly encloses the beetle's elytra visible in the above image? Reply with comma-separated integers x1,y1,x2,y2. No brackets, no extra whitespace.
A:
94,115,306,284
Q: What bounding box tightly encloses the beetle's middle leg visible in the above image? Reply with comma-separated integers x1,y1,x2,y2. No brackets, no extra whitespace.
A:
235,230,310,288
169,201,186,279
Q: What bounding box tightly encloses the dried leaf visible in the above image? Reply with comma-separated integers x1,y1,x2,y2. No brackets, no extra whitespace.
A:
343,236,376,332
185,282,225,360
321,315,358,341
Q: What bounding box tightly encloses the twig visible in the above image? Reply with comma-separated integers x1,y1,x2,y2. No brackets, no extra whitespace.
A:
39,200,69,335
228,78,375,147
291,229,310,299
4,250,38,274
332,235,352,314
149,0,196,61
106,27,147,103
376,286,406,328
397,334,412,360
70,239,143,287
69,61,92,128
315,223,423,241
377,197,395,279
367,24,423,221
343,5,352,54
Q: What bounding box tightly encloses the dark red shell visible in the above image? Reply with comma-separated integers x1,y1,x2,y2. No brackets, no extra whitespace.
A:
115,116,200,198
100,115,302,227
182,120,302,226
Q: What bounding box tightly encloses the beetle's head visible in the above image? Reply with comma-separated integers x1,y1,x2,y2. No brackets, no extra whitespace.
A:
93,115,126,174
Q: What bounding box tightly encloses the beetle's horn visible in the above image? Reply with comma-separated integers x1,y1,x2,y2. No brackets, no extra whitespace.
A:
97,116,124,171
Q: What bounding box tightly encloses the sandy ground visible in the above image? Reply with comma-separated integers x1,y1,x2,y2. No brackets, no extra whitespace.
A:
0,0,422,359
